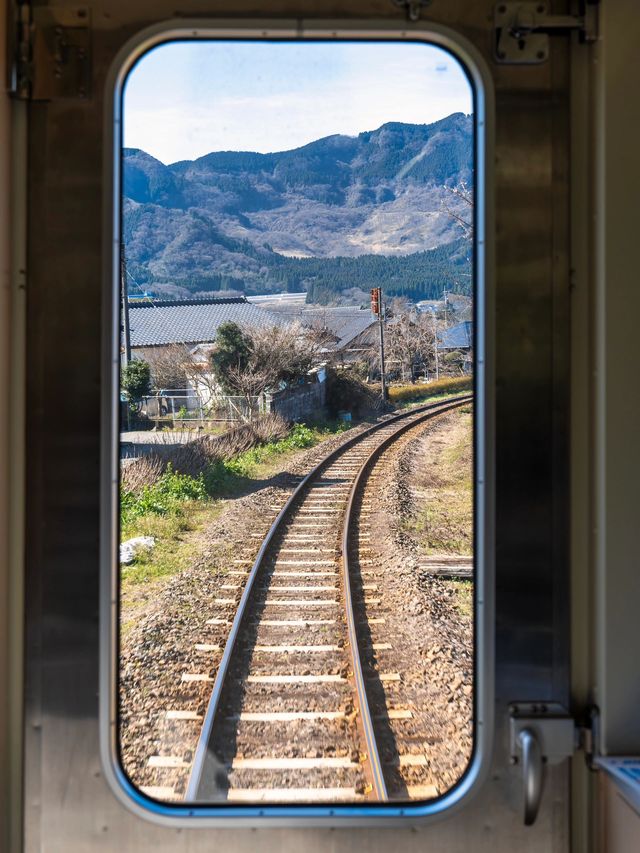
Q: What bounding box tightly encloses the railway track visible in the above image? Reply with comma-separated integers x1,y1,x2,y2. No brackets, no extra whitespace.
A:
185,395,472,804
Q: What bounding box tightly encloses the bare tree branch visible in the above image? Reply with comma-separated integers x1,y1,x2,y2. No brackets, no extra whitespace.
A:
209,322,326,418
441,180,473,239
384,303,438,381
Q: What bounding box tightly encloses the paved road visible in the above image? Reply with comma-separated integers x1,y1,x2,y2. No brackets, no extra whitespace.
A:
120,429,199,459
121,430,197,445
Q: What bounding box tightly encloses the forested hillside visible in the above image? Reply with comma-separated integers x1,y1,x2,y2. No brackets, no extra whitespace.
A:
123,113,473,303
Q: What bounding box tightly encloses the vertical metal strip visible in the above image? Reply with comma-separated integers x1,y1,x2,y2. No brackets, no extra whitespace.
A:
0,11,28,844
8,95,27,853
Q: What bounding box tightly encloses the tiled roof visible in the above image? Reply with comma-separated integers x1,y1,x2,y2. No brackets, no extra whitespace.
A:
255,305,377,351
438,321,473,350
128,297,291,347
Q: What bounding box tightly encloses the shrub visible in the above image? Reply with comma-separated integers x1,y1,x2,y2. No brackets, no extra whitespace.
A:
326,367,382,418
121,453,164,493
281,423,316,449
121,466,208,526
222,423,315,471
166,414,290,478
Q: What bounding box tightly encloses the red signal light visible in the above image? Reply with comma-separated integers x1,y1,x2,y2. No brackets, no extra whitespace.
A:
370,287,380,315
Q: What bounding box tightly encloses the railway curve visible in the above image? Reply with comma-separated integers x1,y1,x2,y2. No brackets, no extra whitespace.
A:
186,394,472,804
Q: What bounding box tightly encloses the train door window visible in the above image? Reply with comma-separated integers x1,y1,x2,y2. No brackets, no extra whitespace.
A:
107,29,491,819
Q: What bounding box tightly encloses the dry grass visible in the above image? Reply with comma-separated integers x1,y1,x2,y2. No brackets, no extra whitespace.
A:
121,454,165,494
121,414,290,492
410,409,473,556
449,579,473,618
388,375,472,405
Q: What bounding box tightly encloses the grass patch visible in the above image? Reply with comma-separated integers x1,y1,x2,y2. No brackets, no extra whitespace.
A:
120,419,351,590
411,497,472,554
449,579,473,618
204,420,350,493
408,409,473,556
121,503,219,587
388,375,472,406
121,466,208,532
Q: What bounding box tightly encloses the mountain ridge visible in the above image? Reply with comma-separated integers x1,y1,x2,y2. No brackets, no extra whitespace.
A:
122,113,473,303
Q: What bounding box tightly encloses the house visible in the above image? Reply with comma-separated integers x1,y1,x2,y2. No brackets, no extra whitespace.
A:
125,295,294,413
127,295,290,351
123,295,326,420
437,320,473,374
250,302,379,366
437,320,473,351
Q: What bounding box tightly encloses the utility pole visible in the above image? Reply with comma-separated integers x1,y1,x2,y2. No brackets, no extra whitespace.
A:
121,243,132,366
121,244,133,431
433,311,440,381
370,287,387,403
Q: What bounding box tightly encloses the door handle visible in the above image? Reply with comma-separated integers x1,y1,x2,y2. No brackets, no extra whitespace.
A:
509,702,579,827
518,728,544,826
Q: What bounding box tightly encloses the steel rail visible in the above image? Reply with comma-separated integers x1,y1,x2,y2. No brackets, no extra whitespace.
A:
186,393,472,801
340,396,472,802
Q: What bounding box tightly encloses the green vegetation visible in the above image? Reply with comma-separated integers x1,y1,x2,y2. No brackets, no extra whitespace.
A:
209,321,252,393
388,375,472,406
296,241,470,304
204,422,345,493
121,359,151,404
132,240,471,304
121,466,208,531
120,503,218,588
120,421,349,587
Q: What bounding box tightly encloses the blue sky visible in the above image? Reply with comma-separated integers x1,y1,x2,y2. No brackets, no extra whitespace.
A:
124,41,473,164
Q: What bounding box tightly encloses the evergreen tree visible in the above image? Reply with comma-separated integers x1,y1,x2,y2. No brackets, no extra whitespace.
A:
210,322,252,394
121,359,151,404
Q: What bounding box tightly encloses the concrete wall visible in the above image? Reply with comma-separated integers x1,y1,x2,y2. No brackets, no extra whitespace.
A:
268,380,326,422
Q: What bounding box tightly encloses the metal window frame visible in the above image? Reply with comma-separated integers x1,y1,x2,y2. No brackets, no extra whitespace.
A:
100,17,495,827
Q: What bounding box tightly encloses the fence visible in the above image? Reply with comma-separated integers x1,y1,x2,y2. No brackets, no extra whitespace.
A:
125,374,327,429
131,390,267,427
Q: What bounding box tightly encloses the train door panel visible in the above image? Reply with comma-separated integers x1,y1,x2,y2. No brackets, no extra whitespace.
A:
18,1,572,850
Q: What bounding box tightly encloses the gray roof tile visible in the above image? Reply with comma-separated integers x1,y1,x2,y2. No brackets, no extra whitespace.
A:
253,305,376,351
438,320,473,350
128,297,290,347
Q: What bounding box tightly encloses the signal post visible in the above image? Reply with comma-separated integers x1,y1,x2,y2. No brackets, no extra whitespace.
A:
370,287,386,403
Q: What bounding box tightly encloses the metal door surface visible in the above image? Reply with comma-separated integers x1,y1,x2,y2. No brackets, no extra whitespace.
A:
20,1,572,850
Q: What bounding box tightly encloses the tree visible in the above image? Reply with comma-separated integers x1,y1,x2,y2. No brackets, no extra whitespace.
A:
384,306,437,382
441,181,473,240
250,323,319,386
144,343,190,391
121,359,151,406
210,321,324,418
210,322,252,394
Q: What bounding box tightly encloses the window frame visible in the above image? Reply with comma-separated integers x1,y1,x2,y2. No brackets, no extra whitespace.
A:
100,17,495,827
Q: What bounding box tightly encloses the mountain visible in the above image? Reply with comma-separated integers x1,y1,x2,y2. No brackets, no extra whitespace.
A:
122,113,473,303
